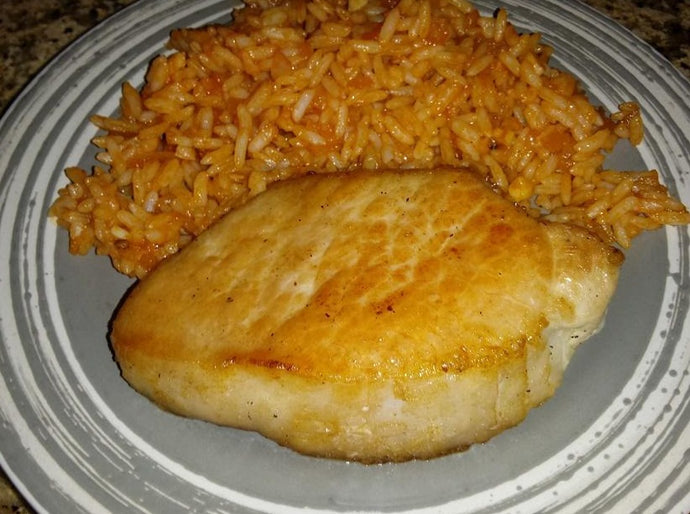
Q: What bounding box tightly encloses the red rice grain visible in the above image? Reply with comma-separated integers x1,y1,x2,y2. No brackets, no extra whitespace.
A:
49,0,690,277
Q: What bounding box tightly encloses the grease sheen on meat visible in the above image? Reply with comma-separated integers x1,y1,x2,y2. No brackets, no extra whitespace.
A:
110,168,623,463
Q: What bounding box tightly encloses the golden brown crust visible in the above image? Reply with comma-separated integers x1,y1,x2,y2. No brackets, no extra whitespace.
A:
110,167,622,461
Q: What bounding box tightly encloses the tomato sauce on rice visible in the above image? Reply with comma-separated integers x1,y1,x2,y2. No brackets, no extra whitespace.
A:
49,0,690,277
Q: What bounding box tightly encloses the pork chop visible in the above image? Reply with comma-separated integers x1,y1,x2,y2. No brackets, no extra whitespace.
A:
110,168,623,462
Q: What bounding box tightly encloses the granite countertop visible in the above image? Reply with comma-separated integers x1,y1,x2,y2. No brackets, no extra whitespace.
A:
0,1,689,512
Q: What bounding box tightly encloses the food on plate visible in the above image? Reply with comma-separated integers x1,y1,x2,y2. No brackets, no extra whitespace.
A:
49,0,688,462
49,0,689,278
110,168,623,462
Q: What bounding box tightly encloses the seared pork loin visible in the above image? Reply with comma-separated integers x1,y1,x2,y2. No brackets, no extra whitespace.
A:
111,168,622,462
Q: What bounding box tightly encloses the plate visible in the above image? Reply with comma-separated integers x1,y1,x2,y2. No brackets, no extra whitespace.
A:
1,0,690,512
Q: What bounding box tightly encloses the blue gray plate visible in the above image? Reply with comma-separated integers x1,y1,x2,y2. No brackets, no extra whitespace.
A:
1,0,689,512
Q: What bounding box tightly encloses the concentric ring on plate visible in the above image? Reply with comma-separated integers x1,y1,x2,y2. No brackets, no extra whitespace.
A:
1,0,689,512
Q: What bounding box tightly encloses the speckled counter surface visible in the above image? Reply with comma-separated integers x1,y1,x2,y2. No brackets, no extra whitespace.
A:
0,1,688,512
